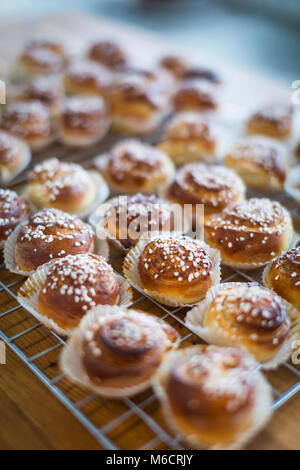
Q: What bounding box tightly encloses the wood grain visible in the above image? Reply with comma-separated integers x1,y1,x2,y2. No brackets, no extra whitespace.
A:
0,10,299,450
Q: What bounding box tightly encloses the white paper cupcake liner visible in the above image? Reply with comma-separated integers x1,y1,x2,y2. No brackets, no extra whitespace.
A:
123,233,221,307
285,165,300,203
60,304,180,398
185,282,298,370
17,262,133,337
153,346,273,450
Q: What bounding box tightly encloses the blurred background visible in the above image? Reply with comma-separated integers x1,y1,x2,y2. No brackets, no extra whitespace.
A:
0,0,299,84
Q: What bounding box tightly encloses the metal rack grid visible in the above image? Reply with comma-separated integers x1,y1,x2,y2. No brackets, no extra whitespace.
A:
0,237,300,449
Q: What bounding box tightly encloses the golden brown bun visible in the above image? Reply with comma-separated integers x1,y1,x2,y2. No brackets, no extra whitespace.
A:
158,112,217,163
173,78,218,112
225,136,288,190
138,235,215,304
38,253,119,331
81,309,179,391
20,76,64,113
15,208,95,272
167,162,245,219
0,189,30,244
104,193,174,249
25,158,98,214
203,284,291,363
155,345,264,448
56,95,109,147
180,66,221,84
87,40,129,71
246,103,292,140
0,130,31,183
104,139,174,194
159,55,189,79
64,60,111,97
17,39,66,77
205,198,293,268
0,101,56,151
109,70,169,134
265,246,300,309
24,38,66,58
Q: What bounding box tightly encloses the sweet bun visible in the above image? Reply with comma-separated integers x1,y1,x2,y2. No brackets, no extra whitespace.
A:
14,208,95,272
166,162,245,220
205,198,294,269
100,193,175,251
264,246,300,309
0,101,56,151
158,112,217,164
246,103,292,140
125,235,219,305
64,60,111,97
56,95,109,147
173,78,219,112
61,306,180,397
186,283,294,367
19,75,64,114
224,136,288,190
37,254,120,331
180,66,221,84
0,189,29,246
0,130,31,183
154,345,272,449
87,40,129,72
109,69,170,134
158,55,189,79
104,139,175,194
24,157,105,216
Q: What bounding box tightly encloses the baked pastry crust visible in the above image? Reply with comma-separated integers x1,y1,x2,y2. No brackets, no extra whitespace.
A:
61,305,179,397
56,95,109,147
38,253,120,331
104,139,175,194
0,189,29,245
19,75,63,113
87,40,129,71
16,39,66,78
14,208,95,272
24,158,100,215
158,55,189,79
205,198,293,269
180,66,221,84
173,78,218,112
158,112,217,163
0,130,31,183
264,246,300,309
64,60,111,97
246,103,292,140
225,136,288,190
154,345,272,449
0,101,56,151
167,162,245,219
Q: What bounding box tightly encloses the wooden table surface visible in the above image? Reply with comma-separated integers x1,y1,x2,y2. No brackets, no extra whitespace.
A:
0,11,299,450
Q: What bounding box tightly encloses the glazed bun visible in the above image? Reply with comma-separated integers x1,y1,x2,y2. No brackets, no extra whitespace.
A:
0,189,29,245
61,306,179,397
14,208,95,272
187,283,293,366
56,95,109,147
158,112,217,164
25,158,103,215
205,198,294,269
158,55,189,79
37,254,120,331
87,40,129,72
225,136,288,190
109,69,170,134
246,103,292,140
264,246,300,309
19,75,63,114
135,235,217,305
0,130,31,183
0,101,56,151
167,162,245,220
154,345,272,449
64,60,111,97
104,139,175,194
16,38,66,78
173,78,219,112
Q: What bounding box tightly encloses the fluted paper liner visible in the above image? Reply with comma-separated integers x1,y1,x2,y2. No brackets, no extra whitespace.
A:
60,305,180,398
185,282,298,370
17,261,133,337
153,346,273,450
123,233,221,307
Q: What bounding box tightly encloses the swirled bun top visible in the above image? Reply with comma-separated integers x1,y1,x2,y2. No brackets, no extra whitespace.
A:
168,162,245,215
173,78,218,112
0,189,30,243
64,59,111,95
24,38,66,58
246,103,292,139
19,39,66,76
15,208,94,271
58,95,107,131
22,76,63,111
88,40,129,71
164,112,215,140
